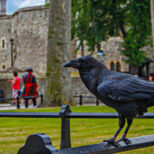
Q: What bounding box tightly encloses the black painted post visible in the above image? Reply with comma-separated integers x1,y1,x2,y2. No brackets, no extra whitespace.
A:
17,96,20,109
60,105,71,149
40,94,43,105
96,97,99,106
79,95,82,105
18,133,58,154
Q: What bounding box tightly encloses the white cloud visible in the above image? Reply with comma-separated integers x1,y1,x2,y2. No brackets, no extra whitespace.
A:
19,0,45,8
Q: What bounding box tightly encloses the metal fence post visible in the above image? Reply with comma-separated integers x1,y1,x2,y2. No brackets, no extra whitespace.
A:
96,97,99,106
40,94,43,105
17,96,20,109
79,95,82,105
18,133,58,153
60,105,71,149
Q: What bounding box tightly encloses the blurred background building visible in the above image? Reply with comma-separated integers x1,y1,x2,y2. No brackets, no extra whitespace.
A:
0,0,153,102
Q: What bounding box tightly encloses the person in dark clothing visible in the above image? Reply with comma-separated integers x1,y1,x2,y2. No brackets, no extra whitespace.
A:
21,68,38,108
64,56,154,147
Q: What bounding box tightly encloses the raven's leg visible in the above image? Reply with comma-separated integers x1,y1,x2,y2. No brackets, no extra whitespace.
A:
118,118,133,145
103,116,125,147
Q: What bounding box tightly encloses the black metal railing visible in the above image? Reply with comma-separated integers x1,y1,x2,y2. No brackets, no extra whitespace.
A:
0,94,44,109
0,90,4,103
74,95,99,105
54,135,154,154
0,105,154,152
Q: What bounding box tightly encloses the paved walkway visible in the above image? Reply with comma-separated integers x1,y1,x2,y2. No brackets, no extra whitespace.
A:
0,104,35,110
0,103,103,110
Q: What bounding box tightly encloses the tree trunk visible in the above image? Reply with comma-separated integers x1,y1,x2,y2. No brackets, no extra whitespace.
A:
151,0,154,45
44,0,72,106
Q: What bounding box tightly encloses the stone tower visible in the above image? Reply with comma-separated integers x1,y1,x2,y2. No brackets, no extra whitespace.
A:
0,0,6,15
45,0,50,3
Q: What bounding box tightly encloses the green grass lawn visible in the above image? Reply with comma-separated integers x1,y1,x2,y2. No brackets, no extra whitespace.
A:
0,106,154,154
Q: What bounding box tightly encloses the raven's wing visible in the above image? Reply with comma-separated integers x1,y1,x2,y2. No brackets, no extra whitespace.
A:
97,76,154,102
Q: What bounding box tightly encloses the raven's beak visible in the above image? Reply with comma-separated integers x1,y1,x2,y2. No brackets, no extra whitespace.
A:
63,59,80,68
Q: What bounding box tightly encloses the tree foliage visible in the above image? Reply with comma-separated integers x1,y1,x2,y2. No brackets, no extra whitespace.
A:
120,0,151,66
72,0,152,66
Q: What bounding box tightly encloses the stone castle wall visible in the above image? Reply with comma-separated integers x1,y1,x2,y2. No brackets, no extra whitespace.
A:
12,6,49,76
0,6,50,99
0,6,49,76
0,0,6,15
45,0,50,3
0,15,12,70
144,46,154,73
0,79,11,101
101,37,129,72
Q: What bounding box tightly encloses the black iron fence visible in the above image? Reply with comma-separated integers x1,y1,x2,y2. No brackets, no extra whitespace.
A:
1,94,98,106
0,94,44,109
74,95,99,105
0,105,154,153
0,90,4,103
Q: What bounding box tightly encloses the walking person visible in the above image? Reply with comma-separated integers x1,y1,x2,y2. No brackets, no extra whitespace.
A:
8,72,21,105
21,68,38,108
148,73,154,81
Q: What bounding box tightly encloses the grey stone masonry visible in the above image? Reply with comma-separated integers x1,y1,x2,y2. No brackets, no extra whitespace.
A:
0,0,6,15
0,15,12,70
12,6,49,76
45,0,50,3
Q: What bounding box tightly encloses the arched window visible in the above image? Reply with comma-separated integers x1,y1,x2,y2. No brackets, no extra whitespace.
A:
110,61,115,71
2,64,5,69
116,62,121,72
2,39,5,48
1,37,6,49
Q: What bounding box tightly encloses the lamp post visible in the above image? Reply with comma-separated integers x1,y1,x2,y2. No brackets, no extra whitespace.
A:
10,39,14,67
97,49,105,63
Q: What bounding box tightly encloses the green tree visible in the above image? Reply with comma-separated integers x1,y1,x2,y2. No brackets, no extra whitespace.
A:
151,0,154,45
120,0,151,67
72,0,152,68
44,0,72,106
72,0,109,52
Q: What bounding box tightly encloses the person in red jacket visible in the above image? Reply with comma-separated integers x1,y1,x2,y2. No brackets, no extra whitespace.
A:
21,68,38,108
148,73,154,81
8,72,21,105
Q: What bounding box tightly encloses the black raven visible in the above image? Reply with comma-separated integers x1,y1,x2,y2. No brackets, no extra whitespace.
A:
64,56,154,146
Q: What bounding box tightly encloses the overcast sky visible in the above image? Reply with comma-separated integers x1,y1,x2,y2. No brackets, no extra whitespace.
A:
7,0,45,14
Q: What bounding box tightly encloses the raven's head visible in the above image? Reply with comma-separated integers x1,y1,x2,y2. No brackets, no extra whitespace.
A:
63,56,103,70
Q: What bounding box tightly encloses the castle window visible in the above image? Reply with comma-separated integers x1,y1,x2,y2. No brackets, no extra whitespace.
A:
2,65,5,69
2,39,5,48
110,61,115,71
1,37,6,49
116,62,121,72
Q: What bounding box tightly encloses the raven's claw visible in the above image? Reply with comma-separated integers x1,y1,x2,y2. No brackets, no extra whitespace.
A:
117,137,131,146
103,138,120,147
